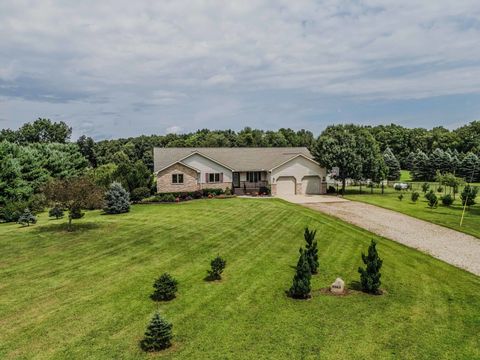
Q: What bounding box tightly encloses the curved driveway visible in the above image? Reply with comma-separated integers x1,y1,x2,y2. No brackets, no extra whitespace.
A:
279,195,480,276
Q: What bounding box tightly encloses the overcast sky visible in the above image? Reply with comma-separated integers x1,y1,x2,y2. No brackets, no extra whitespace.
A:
1,1,480,139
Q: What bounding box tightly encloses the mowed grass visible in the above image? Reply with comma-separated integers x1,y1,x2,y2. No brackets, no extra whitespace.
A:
345,185,480,239
0,199,479,360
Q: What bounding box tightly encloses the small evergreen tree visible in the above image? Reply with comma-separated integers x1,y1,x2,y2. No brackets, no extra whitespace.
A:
207,256,226,280
398,193,404,201
426,191,437,209
411,191,419,202
48,205,64,219
304,227,319,274
18,208,36,226
358,240,382,294
104,182,130,214
288,248,311,299
461,185,478,207
140,312,173,352
441,194,453,206
383,148,401,181
421,182,430,193
151,273,178,301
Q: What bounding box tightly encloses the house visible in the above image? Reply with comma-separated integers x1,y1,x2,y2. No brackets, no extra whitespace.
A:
153,147,327,196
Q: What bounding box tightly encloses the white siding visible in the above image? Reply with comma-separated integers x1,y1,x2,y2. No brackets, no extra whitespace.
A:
271,156,326,183
182,154,233,183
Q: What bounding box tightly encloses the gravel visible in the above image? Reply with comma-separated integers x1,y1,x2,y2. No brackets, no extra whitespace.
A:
302,200,480,276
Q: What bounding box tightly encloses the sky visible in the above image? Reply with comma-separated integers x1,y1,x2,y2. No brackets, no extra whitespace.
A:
1,0,480,140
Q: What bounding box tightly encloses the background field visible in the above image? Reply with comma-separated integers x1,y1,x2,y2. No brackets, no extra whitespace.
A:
344,179,480,238
1,199,479,359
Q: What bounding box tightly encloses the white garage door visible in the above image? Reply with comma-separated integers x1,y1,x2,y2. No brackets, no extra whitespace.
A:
276,176,296,195
302,176,321,194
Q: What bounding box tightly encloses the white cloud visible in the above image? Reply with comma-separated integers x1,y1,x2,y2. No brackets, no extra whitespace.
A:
1,0,480,137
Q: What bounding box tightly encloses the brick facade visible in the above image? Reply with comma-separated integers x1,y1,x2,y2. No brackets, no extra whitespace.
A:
157,163,232,193
156,163,199,193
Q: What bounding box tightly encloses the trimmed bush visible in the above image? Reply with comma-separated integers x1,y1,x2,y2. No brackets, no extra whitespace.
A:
421,182,430,193
49,205,64,219
398,193,404,201
18,208,37,226
304,228,319,274
140,313,173,352
461,185,478,207
207,256,226,281
151,273,178,301
104,182,130,214
288,248,311,299
437,186,443,193
130,187,151,203
441,194,453,206
411,191,419,202
426,191,438,209
358,240,382,294
70,205,84,220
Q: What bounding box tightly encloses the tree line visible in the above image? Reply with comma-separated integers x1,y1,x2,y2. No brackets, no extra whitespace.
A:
1,118,479,220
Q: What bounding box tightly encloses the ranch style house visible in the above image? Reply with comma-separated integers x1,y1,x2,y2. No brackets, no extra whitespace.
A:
153,147,327,196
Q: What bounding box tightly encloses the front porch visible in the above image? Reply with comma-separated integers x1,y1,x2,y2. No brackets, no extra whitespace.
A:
232,171,270,195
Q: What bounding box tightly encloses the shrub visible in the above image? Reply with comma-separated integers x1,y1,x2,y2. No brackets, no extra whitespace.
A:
70,205,84,220
130,187,151,203
421,182,430,193
437,186,443,193
140,312,173,352
18,208,37,226
224,187,232,195
151,273,178,301
441,194,453,206
427,192,437,209
398,194,404,201
327,185,336,194
158,193,176,202
49,205,64,219
358,240,382,294
304,228,318,274
259,186,271,195
207,256,226,281
411,191,419,202
104,182,130,214
288,248,311,299
202,188,224,197
461,185,478,207
0,201,28,222
28,193,47,213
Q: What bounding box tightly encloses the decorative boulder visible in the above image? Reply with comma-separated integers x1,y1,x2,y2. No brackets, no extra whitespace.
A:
330,277,345,295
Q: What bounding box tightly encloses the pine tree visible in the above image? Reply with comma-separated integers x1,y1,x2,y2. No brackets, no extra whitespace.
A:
383,148,401,181
412,150,430,181
48,205,64,219
206,256,226,281
104,182,130,214
17,208,36,226
288,248,311,299
151,273,178,301
140,313,173,352
459,152,479,182
405,151,416,171
304,227,319,274
358,240,382,294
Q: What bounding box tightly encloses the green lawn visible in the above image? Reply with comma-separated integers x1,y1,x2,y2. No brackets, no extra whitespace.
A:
399,170,412,182
1,199,479,359
345,186,480,239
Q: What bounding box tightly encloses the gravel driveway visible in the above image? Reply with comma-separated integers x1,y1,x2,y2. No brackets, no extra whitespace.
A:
287,197,480,276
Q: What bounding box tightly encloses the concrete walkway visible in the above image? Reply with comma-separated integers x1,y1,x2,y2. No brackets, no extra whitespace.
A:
280,195,480,276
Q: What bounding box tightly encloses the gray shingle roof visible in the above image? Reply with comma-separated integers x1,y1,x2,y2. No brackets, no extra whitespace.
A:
153,147,314,172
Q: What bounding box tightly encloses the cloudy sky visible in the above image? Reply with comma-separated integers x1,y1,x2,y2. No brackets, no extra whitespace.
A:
1,1,480,139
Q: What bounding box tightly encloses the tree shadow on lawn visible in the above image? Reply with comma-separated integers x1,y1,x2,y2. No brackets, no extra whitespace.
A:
33,222,101,233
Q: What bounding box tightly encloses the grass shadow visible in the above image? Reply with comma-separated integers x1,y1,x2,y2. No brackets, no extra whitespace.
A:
33,222,101,233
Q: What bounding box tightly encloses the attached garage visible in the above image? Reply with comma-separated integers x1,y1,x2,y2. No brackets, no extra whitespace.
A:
301,175,321,194
276,176,296,195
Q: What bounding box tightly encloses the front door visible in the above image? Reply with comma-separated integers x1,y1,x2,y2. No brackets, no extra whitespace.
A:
233,172,240,187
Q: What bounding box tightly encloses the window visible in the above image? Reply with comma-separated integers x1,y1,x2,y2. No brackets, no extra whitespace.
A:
208,173,221,183
172,173,184,184
246,171,262,182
